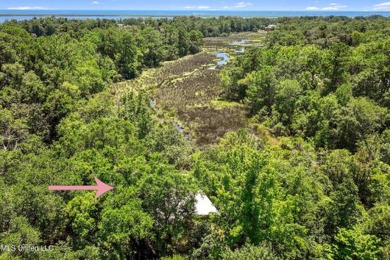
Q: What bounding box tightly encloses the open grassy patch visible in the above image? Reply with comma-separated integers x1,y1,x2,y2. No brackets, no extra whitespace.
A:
209,100,243,109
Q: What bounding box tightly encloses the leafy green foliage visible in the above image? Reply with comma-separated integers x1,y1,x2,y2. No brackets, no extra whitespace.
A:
219,15,390,259
0,15,389,260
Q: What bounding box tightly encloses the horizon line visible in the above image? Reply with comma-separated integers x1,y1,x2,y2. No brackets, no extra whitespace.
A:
1,9,390,12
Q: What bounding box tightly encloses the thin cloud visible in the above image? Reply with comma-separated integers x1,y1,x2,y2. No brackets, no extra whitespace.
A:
184,5,211,10
92,1,100,4
373,2,390,10
235,2,252,8
223,2,253,9
306,6,320,10
7,6,48,10
306,3,347,11
323,3,347,10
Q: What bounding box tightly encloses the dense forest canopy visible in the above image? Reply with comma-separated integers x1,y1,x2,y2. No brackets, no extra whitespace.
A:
0,15,389,259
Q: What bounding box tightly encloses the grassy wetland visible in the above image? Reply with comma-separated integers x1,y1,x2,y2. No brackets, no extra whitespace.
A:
113,32,267,147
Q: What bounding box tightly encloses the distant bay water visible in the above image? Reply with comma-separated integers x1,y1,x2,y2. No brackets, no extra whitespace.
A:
1,10,390,22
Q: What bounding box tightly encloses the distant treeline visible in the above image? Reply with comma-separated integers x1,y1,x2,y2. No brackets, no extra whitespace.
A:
12,15,389,38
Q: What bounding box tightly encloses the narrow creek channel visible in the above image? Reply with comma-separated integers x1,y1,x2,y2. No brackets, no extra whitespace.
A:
208,52,230,70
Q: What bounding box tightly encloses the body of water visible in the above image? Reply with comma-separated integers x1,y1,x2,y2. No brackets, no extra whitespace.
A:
1,10,390,22
216,53,230,66
230,39,250,46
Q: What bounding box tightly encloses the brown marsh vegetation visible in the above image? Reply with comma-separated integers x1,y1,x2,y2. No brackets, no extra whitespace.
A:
110,32,268,147
153,54,248,147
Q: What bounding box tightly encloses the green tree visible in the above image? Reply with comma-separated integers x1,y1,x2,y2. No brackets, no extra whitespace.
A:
332,227,380,260
246,66,277,116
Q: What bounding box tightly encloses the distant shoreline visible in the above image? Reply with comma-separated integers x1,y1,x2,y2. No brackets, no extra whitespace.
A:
1,10,389,22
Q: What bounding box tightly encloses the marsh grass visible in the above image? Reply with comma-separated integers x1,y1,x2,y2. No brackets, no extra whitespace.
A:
154,58,248,147
204,31,267,49
110,45,254,147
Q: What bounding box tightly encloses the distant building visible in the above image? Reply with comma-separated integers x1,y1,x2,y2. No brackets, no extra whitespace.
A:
266,24,278,31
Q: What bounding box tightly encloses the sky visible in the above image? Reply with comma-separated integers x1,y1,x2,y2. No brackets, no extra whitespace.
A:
1,1,390,11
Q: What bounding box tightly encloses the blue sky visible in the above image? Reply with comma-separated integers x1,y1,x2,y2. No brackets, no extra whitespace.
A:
1,1,390,11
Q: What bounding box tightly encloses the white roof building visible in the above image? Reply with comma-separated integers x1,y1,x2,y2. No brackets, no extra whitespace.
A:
194,193,218,215
266,24,278,31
